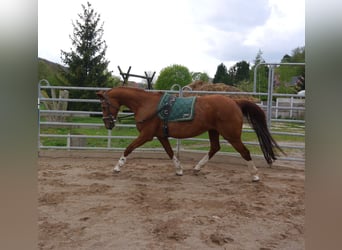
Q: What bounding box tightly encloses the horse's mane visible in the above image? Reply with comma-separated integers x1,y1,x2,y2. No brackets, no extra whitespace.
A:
113,86,163,97
115,86,145,92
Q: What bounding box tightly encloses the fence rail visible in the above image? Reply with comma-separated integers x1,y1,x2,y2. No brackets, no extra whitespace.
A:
38,81,305,163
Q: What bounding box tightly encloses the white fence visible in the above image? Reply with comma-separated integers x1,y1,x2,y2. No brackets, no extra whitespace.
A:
275,97,305,119
38,82,305,162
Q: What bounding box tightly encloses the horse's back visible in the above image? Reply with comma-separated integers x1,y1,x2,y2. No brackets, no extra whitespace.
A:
197,95,242,115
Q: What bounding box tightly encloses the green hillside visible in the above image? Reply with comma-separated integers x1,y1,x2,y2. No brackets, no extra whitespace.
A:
38,58,68,85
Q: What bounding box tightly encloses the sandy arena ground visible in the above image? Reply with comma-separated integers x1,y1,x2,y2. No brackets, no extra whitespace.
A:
38,150,304,250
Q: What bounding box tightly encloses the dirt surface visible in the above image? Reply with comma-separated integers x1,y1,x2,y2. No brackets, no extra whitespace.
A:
38,150,304,250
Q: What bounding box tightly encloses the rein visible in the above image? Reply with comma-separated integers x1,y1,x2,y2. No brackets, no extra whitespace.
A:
101,90,166,125
117,113,135,122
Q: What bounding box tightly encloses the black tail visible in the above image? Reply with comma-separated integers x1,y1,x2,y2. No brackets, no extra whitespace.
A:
235,100,284,164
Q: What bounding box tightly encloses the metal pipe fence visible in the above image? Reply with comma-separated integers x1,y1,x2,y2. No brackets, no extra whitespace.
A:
38,79,305,162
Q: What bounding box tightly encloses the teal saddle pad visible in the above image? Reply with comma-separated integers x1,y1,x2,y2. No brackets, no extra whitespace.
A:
157,93,197,122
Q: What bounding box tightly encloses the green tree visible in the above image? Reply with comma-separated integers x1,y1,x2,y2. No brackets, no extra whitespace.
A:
278,46,305,84
227,60,250,85
213,63,229,84
254,49,265,65
281,54,291,62
290,46,305,62
250,49,268,95
107,73,121,87
235,61,250,82
191,71,210,82
155,64,192,90
61,2,112,111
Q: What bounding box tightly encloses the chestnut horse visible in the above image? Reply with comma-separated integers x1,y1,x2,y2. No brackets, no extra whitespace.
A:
96,87,283,182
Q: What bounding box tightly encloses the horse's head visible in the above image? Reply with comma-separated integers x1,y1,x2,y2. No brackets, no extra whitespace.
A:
96,90,120,130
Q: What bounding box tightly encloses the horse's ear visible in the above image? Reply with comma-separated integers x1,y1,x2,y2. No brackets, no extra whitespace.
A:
96,91,104,98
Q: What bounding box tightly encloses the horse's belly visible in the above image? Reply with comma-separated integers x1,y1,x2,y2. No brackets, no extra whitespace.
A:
167,121,210,138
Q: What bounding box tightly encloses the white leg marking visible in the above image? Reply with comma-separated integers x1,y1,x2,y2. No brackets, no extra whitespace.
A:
172,155,183,176
246,160,260,182
194,153,209,171
114,155,126,173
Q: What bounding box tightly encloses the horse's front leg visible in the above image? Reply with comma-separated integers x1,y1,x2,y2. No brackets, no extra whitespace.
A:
113,134,151,173
113,156,126,173
194,130,220,173
158,137,183,176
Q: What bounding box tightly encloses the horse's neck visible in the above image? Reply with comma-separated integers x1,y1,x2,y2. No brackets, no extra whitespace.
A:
115,88,154,112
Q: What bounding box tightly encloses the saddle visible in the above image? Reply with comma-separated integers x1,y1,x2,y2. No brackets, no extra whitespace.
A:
157,93,197,137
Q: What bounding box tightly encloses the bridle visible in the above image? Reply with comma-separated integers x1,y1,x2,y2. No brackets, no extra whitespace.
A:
100,92,120,129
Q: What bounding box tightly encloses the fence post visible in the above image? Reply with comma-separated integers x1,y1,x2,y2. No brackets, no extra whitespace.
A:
38,79,52,151
67,133,71,150
275,98,279,119
266,65,275,128
290,97,294,118
38,81,41,151
107,130,112,148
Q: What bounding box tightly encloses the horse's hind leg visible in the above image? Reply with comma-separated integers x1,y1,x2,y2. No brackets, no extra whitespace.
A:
194,130,221,172
226,138,260,182
158,137,183,176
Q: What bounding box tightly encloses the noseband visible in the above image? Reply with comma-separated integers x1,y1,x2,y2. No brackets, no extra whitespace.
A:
100,92,120,128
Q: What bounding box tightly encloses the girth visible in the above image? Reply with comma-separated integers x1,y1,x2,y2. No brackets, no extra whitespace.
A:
159,94,177,137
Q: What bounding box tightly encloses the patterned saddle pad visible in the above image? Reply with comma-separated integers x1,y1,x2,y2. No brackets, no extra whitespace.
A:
157,93,196,122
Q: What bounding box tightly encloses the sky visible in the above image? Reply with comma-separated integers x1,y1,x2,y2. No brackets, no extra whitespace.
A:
38,0,305,80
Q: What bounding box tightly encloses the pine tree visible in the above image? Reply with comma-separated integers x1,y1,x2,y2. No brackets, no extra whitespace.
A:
250,49,269,96
213,63,229,84
61,2,112,111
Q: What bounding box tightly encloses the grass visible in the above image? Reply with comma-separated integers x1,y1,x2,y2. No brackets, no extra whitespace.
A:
38,58,68,86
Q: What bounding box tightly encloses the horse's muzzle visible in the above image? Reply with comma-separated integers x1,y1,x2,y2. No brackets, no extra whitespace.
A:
102,116,116,130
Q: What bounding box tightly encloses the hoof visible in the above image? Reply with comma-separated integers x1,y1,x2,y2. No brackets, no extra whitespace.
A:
113,168,121,174
175,171,183,176
193,169,201,175
252,175,260,182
